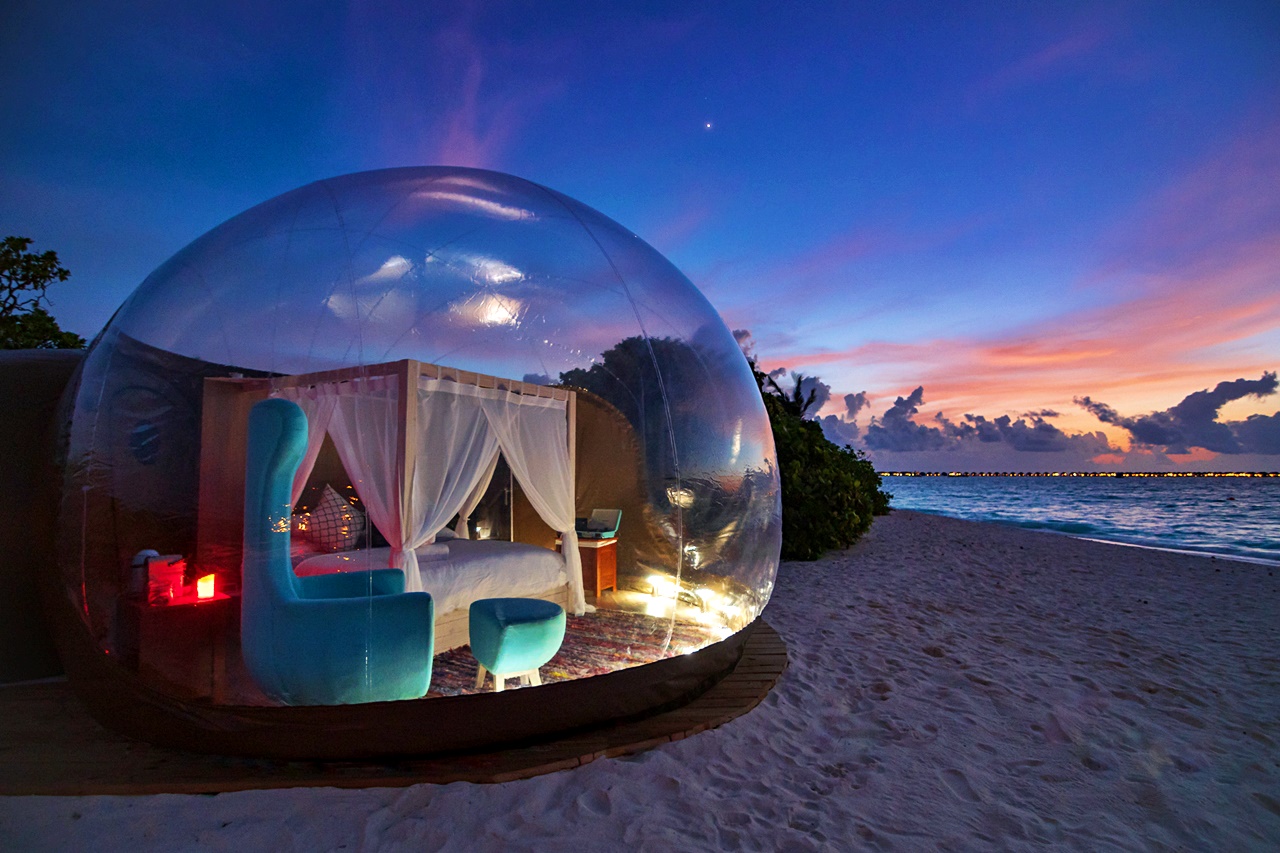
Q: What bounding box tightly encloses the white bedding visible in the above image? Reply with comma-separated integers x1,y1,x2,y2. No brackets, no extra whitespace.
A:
292,538,568,615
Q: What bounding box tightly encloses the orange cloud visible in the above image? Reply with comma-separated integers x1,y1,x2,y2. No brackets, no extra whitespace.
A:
1166,447,1220,465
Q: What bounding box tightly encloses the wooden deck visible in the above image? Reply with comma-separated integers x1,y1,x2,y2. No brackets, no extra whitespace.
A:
0,621,786,795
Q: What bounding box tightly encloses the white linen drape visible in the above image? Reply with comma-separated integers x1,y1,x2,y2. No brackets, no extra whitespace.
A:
452,449,500,539
434,382,585,615
399,386,502,589
276,387,337,506
320,377,415,580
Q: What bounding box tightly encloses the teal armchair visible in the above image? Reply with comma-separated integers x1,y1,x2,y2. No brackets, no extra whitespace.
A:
240,397,434,705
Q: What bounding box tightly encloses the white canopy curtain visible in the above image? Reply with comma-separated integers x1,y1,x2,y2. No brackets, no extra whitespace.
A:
312,377,413,578
277,386,337,506
453,450,500,539
420,378,586,615
404,385,501,584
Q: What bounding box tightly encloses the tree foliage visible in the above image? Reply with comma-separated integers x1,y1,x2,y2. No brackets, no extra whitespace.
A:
751,359,891,560
758,368,821,418
0,236,84,349
562,332,892,561
560,335,709,494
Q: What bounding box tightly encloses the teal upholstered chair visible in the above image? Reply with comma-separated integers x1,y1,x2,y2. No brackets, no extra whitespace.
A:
241,397,435,705
469,598,566,692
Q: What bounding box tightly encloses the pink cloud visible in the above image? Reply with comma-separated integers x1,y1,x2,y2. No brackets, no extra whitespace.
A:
643,199,716,254
787,228,902,280
708,214,990,326
428,14,561,168
966,23,1114,107
433,30,503,168
1093,115,1280,280
337,1,558,170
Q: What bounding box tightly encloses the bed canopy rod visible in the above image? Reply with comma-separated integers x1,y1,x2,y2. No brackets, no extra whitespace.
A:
228,358,573,402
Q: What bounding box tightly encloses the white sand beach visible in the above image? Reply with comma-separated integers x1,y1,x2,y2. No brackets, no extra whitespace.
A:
3,509,1278,851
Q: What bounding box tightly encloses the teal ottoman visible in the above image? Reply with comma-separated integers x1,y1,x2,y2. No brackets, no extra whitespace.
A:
469,598,567,692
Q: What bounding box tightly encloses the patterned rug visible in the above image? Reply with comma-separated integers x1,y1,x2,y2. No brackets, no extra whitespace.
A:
429,608,721,696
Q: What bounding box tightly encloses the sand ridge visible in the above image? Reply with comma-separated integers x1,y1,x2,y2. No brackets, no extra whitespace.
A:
2,510,1277,850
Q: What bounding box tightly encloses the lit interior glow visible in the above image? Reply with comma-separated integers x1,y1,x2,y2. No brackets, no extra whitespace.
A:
196,574,215,600
476,259,523,284
416,190,531,221
360,255,411,283
452,292,523,326
684,544,701,569
666,486,695,508
647,573,680,598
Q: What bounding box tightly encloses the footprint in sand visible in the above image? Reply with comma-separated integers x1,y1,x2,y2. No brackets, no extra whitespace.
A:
1032,713,1073,744
577,789,612,817
939,768,982,803
1253,791,1280,817
1167,709,1207,729
1247,729,1277,748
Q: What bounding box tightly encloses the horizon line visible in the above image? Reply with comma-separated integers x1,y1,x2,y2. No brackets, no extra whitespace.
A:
880,471,1279,478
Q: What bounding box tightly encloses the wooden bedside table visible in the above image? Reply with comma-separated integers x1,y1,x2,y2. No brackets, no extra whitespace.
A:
559,537,618,597
115,593,234,701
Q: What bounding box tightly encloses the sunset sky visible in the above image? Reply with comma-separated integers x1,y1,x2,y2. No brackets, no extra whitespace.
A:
2,1,1278,471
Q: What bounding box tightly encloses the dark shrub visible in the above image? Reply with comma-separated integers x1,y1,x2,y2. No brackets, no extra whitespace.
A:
755,364,891,560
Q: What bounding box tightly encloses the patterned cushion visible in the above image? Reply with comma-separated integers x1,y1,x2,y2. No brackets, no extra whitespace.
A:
299,484,366,552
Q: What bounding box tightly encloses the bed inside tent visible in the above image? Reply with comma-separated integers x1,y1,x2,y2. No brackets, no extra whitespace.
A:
195,358,583,665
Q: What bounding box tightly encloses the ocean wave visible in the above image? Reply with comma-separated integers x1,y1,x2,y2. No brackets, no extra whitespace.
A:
1013,519,1097,535
886,476,1278,566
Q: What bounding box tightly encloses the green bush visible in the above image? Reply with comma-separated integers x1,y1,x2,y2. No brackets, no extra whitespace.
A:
755,367,891,560
0,236,84,350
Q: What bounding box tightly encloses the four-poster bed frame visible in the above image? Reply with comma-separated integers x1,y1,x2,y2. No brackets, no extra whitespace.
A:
195,358,577,652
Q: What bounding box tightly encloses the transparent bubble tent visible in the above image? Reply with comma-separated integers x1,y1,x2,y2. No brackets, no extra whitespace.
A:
51,167,780,758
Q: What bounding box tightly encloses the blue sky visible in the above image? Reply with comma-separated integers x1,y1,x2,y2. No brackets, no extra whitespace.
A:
3,1,1278,470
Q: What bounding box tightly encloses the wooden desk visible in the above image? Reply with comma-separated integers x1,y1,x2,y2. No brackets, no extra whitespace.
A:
558,537,618,597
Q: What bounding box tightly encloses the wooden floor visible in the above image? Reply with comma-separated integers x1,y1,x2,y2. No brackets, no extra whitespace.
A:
0,621,786,795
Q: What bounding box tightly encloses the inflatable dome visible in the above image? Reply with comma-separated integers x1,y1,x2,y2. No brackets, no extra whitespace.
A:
52,167,780,757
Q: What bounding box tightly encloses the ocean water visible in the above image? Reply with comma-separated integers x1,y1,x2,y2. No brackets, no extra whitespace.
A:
883,475,1280,565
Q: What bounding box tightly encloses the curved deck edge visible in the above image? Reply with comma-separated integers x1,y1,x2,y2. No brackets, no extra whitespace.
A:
0,620,787,794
